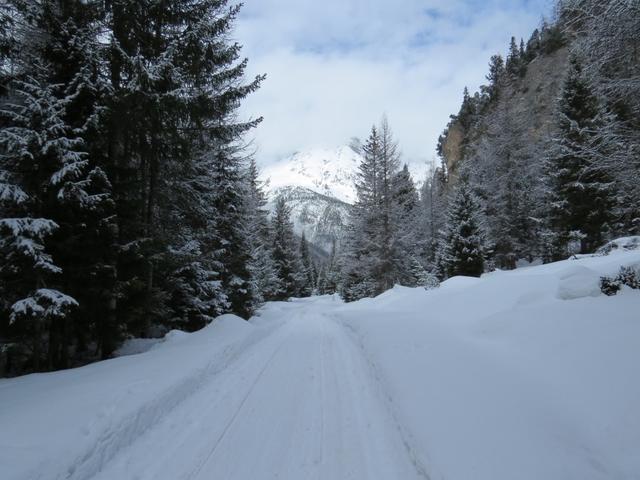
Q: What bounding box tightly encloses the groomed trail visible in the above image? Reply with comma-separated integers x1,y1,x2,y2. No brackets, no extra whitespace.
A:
2,243,640,480
95,299,429,480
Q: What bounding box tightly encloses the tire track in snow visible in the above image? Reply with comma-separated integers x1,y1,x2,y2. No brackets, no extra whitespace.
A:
186,332,291,480
337,317,433,480
317,318,327,479
64,321,287,480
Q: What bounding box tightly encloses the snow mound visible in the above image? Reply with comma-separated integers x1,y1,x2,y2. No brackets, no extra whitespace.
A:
0,313,263,480
556,265,602,300
115,329,192,357
337,248,640,480
440,275,481,290
114,337,163,357
596,236,640,255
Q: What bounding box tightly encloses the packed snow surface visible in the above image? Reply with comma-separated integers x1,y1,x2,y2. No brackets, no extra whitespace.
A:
1,249,639,480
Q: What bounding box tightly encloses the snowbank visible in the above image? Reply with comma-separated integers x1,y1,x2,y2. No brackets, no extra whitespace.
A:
114,329,191,357
335,247,640,480
0,313,267,480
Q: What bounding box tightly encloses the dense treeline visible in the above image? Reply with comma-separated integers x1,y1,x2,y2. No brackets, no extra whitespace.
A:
1,0,637,373
431,0,639,271
0,1,314,376
339,0,639,300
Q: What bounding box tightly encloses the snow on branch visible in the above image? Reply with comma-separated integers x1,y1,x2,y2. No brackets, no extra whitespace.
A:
10,289,78,324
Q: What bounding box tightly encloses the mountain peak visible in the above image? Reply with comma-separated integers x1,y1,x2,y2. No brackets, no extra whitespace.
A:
261,146,361,204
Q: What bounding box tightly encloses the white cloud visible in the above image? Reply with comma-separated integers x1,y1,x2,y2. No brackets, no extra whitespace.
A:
236,0,554,174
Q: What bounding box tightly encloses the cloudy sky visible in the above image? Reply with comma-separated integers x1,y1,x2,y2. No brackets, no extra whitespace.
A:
237,0,554,172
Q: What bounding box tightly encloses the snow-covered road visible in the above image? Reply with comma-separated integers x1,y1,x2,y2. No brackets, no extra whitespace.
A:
2,244,640,480
93,301,428,480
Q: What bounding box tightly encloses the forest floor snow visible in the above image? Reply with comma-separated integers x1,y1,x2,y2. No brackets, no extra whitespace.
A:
1,247,639,480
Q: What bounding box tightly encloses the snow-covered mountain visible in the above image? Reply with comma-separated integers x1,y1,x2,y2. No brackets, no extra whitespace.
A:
262,147,361,252
262,146,360,204
266,185,350,254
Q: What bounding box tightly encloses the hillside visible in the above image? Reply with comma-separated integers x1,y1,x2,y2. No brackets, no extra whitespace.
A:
262,146,361,204
261,147,360,252
266,185,351,254
428,5,640,272
440,46,569,180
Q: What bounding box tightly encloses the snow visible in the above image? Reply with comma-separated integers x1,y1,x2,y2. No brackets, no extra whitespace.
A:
1,248,639,480
261,146,361,204
596,235,640,255
10,289,78,323
114,330,193,357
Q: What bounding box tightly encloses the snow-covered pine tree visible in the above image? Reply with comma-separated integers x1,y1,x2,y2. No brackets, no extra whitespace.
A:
471,104,543,269
408,257,439,290
524,29,541,61
417,161,448,267
341,126,382,301
506,36,521,78
376,117,402,292
317,239,339,295
160,146,229,331
244,158,280,307
566,0,640,234
0,0,116,370
546,56,616,256
40,0,117,364
481,54,504,102
0,69,82,371
341,117,405,301
104,0,263,328
437,177,486,279
299,231,316,297
208,147,255,319
390,164,420,286
271,197,305,300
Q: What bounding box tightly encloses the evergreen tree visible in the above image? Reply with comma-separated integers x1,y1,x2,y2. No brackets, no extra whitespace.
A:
417,162,448,267
546,57,615,256
568,0,640,234
341,117,415,301
540,20,565,54
525,29,541,61
299,231,315,296
390,164,420,286
271,198,305,300
103,0,263,328
341,126,382,301
437,179,486,279
373,117,401,292
209,148,254,318
244,159,279,306
318,239,341,295
161,148,229,331
408,257,439,290
506,36,521,77
0,0,115,369
0,0,264,374
481,54,504,101
470,105,543,269
457,87,477,130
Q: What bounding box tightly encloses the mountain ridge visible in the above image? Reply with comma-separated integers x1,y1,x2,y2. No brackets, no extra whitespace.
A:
261,147,360,253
